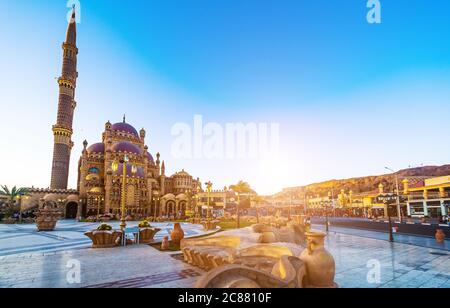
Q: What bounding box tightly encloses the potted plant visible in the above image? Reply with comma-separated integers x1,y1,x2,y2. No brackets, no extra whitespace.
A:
36,205,61,231
138,220,161,244
84,223,122,248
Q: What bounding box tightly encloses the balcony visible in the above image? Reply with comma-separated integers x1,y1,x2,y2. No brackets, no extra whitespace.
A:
408,192,450,201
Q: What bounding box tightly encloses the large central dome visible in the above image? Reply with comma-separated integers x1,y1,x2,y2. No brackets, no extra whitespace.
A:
111,122,139,138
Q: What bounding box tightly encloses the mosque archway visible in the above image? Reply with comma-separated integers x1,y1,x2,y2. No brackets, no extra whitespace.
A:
65,202,78,219
166,200,176,216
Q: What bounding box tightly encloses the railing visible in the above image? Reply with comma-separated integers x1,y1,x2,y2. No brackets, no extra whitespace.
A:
408,192,450,200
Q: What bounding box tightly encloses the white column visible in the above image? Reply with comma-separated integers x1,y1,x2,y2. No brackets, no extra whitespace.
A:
423,201,429,217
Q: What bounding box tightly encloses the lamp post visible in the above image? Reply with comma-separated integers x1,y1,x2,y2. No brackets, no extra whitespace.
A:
112,155,137,231
385,166,402,222
205,181,213,220
378,194,397,243
326,192,333,233
96,196,104,221
194,185,201,223
288,193,292,222
153,191,160,222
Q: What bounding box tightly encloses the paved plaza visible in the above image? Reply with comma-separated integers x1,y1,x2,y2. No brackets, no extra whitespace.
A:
0,221,450,288
0,221,215,257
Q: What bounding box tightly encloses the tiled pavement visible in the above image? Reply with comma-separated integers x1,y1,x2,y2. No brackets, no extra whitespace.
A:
0,221,216,257
325,232,450,288
0,245,205,288
1,222,450,288
313,223,450,251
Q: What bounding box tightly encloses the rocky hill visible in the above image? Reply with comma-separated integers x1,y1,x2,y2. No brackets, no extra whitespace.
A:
274,164,450,198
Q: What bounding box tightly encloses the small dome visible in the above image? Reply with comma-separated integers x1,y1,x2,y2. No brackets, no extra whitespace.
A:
162,193,176,200
87,143,105,154
89,187,104,194
146,152,154,163
176,194,187,200
67,195,79,202
111,122,139,137
43,194,58,202
174,169,190,177
111,142,141,155
85,174,100,181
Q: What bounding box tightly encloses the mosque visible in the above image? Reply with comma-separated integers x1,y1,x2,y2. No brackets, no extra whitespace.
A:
24,9,201,220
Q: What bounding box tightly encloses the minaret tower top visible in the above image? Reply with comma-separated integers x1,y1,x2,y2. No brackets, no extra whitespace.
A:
50,8,79,190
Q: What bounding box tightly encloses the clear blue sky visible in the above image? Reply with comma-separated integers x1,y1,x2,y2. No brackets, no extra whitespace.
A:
1,0,450,195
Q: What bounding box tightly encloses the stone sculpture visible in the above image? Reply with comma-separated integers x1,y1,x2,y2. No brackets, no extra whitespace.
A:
35,205,61,232
182,220,337,289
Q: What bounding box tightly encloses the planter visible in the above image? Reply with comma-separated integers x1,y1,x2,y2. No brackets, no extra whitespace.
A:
300,232,336,288
202,219,219,231
435,229,446,243
36,206,60,232
139,227,161,244
84,230,123,249
171,223,185,246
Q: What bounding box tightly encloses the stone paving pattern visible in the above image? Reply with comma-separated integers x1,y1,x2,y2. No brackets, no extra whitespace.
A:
1,221,449,288
0,221,214,257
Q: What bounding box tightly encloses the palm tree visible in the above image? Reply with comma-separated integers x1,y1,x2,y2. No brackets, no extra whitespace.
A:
230,181,254,228
0,186,30,222
252,195,265,224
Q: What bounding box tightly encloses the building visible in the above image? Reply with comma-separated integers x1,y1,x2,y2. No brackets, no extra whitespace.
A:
196,189,237,216
50,8,78,190
404,176,450,218
78,119,200,218
20,9,83,217
22,9,201,220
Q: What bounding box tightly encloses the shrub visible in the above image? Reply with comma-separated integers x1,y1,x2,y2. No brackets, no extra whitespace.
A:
138,220,151,228
96,223,113,231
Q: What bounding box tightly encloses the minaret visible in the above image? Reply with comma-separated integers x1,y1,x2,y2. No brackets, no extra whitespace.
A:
50,8,79,190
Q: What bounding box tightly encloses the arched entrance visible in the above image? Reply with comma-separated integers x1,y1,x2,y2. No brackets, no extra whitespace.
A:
178,201,187,217
65,202,78,219
166,200,176,216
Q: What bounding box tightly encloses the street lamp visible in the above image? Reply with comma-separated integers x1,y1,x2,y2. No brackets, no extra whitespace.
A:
112,155,137,231
194,185,201,223
96,196,104,221
153,191,160,222
288,193,293,222
378,194,397,243
385,166,402,222
205,181,213,220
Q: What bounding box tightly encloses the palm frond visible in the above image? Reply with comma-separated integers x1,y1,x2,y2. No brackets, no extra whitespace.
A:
0,185,10,196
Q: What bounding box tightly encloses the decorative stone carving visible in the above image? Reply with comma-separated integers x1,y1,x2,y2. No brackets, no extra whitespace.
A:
161,236,170,251
196,256,307,288
435,229,446,243
36,205,61,232
300,232,337,288
84,230,123,249
187,224,337,289
171,223,185,246
139,227,161,244
202,219,219,231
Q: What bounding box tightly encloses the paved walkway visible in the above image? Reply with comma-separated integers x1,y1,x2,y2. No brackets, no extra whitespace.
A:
0,245,205,288
313,224,450,251
1,222,450,288
0,221,215,257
